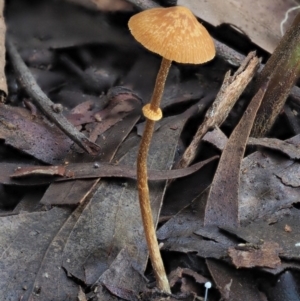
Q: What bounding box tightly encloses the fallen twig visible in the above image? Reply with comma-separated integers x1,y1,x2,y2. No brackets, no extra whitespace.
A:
6,37,101,155
177,52,260,168
125,0,159,10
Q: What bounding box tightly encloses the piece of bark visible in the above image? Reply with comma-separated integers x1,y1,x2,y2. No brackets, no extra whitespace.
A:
204,81,268,227
0,0,7,100
178,52,260,168
228,241,282,269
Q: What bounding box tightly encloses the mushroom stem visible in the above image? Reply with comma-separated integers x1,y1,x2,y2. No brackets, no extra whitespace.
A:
137,57,172,293
150,58,172,110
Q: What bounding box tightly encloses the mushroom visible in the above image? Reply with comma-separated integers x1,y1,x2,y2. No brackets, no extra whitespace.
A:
128,6,215,293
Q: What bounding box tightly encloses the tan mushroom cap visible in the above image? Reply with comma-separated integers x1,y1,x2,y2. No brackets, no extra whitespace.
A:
128,6,215,64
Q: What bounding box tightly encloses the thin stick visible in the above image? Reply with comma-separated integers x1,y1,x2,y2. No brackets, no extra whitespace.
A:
125,0,159,10
6,37,100,155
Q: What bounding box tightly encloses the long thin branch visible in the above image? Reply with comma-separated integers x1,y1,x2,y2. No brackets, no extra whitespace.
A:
6,37,100,155
125,0,159,10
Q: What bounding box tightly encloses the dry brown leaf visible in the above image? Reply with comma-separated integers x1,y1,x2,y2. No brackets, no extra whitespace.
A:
248,136,300,159
180,0,297,53
204,81,268,227
223,208,300,261
207,259,266,301
0,104,72,164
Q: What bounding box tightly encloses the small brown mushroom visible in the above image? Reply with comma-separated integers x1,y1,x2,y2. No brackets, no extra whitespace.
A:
128,6,215,293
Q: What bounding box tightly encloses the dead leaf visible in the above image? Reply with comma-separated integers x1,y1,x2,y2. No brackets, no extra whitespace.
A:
0,104,72,164
222,208,300,261
204,80,268,227
6,0,133,50
168,267,209,287
180,0,296,53
239,135,300,223
202,127,228,151
207,259,266,301
9,157,218,185
93,249,144,301
60,113,190,287
40,99,141,206
275,162,300,187
248,136,300,160
0,207,80,300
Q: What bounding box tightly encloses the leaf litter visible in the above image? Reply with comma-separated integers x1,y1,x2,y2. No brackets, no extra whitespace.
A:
3,0,300,300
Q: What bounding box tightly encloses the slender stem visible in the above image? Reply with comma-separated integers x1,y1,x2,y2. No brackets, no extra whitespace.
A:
150,58,172,111
137,57,171,293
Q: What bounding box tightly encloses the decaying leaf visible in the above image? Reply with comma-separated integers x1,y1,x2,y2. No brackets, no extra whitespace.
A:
9,157,218,184
207,259,266,301
0,104,72,164
239,135,300,223
202,127,228,151
61,112,191,288
169,267,209,288
275,162,300,187
248,136,300,160
0,207,79,300
93,249,142,301
204,81,268,227
180,0,296,53
223,208,300,261
6,0,133,49
40,98,141,206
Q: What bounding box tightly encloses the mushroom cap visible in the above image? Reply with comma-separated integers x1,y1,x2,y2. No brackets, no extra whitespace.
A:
128,6,215,64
